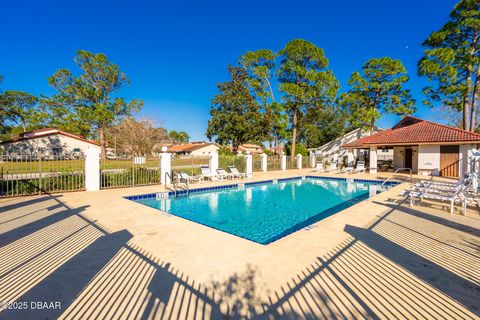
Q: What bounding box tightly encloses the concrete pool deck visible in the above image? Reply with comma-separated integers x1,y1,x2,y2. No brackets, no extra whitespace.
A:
0,169,479,319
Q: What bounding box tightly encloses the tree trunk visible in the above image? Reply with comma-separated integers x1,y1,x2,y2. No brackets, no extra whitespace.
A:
291,108,297,164
371,91,379,130
98,126,106,159
464,68,472,131
232,142,240,154
470,60,480,131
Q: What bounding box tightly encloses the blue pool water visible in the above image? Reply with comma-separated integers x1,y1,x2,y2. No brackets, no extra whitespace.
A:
130,177,395,244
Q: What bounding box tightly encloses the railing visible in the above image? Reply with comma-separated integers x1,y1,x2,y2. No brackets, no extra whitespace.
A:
100,156,161,189
0,154,85,197
267,155,281,171
172,155,210,175
165,171,177,196
381,167,413,186
253,155,262,172
286,156,296,170
302,156,309,168
219,155,246,173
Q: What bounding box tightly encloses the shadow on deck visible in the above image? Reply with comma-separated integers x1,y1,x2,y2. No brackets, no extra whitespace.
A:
0,194,479,319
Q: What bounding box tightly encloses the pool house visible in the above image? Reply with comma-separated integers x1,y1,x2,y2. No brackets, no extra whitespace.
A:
343,116,480,177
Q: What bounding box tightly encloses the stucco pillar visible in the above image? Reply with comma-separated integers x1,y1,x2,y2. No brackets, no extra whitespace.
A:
85,147,100,191
309,151,316,168
280,154,287,171
261,153,268,172
347,149,355,166
245,152,253,178
369,147,377,174
296,154,302,169
160,150,172,185
209,151,219,179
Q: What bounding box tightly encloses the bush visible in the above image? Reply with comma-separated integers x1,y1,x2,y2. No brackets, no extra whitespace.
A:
285,143,309,156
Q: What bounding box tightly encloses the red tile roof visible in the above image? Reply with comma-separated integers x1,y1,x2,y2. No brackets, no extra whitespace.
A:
168,142,217,153
343,116,480,148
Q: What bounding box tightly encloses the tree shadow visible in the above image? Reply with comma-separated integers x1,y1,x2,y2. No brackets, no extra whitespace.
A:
207,264,269,319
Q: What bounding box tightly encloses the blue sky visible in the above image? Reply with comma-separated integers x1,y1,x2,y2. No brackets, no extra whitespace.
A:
1,0,457,141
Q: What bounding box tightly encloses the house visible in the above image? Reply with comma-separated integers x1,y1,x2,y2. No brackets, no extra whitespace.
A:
167,142,219,156
343,116,480,177
309,127,387,163
237,144,264,154
0,128,100,158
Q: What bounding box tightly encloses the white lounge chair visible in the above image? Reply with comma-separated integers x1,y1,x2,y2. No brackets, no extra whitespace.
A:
200,165,217,181
416,173,470,191
313,163,324,172
216,168,234,180
405,178,473,214
354,161,366,173
228,166,247,179
326,162,338,173
177,172,202,184
341,164,354,174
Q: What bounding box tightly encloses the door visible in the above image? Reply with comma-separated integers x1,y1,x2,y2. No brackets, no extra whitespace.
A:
404,148,413,170
440,145,459,177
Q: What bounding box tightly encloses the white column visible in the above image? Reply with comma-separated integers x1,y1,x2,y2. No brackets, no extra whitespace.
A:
347,149,354,166
245,152,253,178
309,151,316,168
261,153,268,172
369,147,377,174
160,150,172,185
296,154,302,169
281,155,287,171
85,147,100,191
209,151,219,179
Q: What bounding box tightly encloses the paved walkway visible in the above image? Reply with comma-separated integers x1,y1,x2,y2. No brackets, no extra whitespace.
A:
0,170,479,319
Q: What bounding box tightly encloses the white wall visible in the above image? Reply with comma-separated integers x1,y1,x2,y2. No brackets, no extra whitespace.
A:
2,134,100,156
190,144,220,156
417,145,440,176
460,144,477,174
393,147,404,170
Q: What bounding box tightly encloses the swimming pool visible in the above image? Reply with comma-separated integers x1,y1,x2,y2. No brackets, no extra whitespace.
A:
127,176,397,244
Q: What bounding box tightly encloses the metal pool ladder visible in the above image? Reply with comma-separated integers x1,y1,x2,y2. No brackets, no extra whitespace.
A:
381,168,413,187
165,171,190,197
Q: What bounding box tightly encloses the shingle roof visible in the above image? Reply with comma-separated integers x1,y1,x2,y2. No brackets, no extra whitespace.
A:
343,116,480,148
0,128,100,146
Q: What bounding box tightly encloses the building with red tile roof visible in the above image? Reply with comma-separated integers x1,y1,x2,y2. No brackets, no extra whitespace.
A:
342,116,480,177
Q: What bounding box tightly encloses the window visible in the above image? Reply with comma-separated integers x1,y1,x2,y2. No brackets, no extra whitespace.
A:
73,148,81,152
53,147,62,155
37,147,46,153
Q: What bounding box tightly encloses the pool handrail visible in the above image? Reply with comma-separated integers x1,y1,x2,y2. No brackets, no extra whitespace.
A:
381,168,412,186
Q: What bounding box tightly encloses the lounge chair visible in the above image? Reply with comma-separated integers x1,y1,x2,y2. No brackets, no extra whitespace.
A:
326,162,338,173
415,173,470,191
313,163,324,172
177,172,202,184
216,168,234,180
200,165,217,181
404,178,473,214
354,161,366,173
228,166,247,179
340,164,354,174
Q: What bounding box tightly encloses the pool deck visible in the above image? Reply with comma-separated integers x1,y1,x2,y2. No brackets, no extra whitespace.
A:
1,169,479,319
